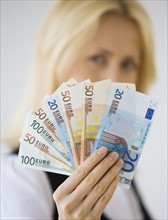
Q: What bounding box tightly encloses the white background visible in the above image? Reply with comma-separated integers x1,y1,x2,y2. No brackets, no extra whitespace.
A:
1,1,167,219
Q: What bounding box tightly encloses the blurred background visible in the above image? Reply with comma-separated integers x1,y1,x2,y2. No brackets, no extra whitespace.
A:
1,1,167,219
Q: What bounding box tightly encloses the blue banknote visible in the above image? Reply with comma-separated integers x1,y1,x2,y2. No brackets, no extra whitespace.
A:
92,85,159,189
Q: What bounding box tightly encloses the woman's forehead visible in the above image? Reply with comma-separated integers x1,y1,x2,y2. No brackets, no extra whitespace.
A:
83,14,142,59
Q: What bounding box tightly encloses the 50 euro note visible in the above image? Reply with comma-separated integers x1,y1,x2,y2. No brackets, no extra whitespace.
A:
81,79,111,162
81,81,136,162
58,80,90,167
92,84,159,189
41,78,78,167
18,111,73,175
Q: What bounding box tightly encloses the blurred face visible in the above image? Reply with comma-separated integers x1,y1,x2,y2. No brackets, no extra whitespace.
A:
65,14,142,84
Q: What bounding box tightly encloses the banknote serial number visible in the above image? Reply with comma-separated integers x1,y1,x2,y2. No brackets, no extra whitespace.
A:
21,155,50,166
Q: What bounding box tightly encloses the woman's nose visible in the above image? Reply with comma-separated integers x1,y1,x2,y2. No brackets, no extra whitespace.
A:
101,64,121,82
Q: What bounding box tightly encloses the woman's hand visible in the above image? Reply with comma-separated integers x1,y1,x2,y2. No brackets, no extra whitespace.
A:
53,147,123,220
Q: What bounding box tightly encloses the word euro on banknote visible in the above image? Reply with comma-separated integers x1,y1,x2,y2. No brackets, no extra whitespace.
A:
93,84,159,189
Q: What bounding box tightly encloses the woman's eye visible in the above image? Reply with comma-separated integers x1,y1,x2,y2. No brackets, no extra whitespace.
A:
89,55,106,64
121,60,138,70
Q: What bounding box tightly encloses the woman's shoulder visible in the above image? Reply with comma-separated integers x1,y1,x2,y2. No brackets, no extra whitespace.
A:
1,151,54,219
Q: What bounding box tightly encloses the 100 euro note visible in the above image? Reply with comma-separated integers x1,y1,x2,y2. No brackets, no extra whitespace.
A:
18,111,73,175
81,81,136,162
92,85,159,189
58,80,90,167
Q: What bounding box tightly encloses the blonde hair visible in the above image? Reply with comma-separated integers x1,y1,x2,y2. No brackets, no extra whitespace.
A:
5,0,155,149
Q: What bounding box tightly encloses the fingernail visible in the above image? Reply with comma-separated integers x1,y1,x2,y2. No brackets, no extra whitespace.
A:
108,152,118,161
116,159,124,168
97,147,107,156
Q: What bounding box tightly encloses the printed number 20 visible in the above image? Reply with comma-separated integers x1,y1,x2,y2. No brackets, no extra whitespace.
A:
114,89,124,100
122,151,139,173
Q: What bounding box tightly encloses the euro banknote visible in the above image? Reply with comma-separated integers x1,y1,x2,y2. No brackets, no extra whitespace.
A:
92,84,159,189
81,80,111,162
18,111,73,175
41,78,78,167
58,80,90,167
18,79,159,189
81,81,136,162
21,111,73,169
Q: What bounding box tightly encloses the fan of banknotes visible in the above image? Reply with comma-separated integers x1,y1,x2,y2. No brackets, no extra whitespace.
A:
18,78,159,189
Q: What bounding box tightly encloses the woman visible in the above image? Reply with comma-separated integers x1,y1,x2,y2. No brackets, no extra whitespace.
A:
2,0,155,219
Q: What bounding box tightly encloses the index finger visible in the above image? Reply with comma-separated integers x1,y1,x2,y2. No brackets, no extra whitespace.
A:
59,147,108,194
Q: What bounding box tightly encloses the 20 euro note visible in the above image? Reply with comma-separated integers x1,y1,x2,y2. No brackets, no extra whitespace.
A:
92,85,159,189
58,80,90,167
41,78,78,167
81,81,136,162
22,111,73,169
18,112,73,175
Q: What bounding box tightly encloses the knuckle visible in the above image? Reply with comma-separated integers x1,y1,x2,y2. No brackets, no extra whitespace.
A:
53,187,62,202
101,194,109,203
61,200,73,214
74,208,84,219
95,183,103,194
76,167,86,178
102,158,110,167
91,214,98,220
92,211,101,220
86,175,95,187
91,151,101,162
53,192,57,203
